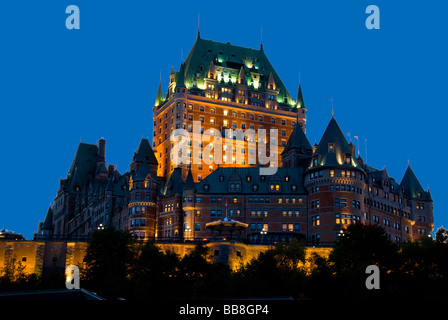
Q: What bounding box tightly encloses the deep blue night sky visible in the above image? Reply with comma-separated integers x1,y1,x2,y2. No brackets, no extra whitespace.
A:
0,1,446,239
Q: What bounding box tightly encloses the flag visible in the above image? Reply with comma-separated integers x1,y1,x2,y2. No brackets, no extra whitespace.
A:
354,136,359,140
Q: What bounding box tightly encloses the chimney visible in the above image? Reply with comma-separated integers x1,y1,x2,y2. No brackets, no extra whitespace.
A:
98,138,106,163
108,164,115,175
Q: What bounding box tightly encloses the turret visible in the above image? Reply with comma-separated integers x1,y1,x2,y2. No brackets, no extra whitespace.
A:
304,116,366,245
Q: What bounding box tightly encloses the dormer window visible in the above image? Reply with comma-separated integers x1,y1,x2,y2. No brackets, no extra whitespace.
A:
313,158,318,166
329,143,335,153
346,156,351,165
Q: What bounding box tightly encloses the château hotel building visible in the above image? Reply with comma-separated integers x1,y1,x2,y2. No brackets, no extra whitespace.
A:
37,33,434,246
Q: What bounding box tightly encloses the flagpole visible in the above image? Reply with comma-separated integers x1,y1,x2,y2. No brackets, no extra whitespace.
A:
365,139,368,164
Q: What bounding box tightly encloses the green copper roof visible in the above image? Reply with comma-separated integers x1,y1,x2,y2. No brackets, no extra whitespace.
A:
176,62,186,88
154,80,164,107
177,36,295,106
296,83,305,109
195,166,306,194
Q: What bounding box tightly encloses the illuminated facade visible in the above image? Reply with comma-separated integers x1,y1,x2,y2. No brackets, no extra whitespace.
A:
152,33,306,182
36,35,434,245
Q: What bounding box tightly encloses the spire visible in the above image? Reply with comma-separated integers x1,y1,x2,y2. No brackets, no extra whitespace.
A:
260,26,263,51
155,79,164,107
238,66,246,85
132,138,158,166
296,83,305,109
400,165,428,200
42,206,54,231
282,123,312,154
176,62,186,88
163,167,184,196
184,169,196,190
312,117,362,169
197,13,201,39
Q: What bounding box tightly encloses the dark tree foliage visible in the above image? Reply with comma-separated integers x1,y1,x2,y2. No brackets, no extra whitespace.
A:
82,227,136,299
305,224,448,300
233,239,307,299
18,225,444,300
128,240,181,300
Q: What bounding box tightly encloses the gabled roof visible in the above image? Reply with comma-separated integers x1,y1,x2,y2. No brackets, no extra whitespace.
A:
400,165,431,200
132,138,158,165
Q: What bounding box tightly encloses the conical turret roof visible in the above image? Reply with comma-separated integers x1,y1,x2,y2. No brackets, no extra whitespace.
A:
400,165,430,200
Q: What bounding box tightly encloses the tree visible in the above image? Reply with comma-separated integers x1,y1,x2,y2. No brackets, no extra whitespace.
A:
435,227,448,244
128,240,180,300
325,224,399,299
398,235,448,298
234,239,307,299
331,223,398,271
176,243,232,299
0,257,39,292
82,227,136,299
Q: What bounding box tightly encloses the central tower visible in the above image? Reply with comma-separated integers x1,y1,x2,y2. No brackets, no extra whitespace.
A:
152,34,307,182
